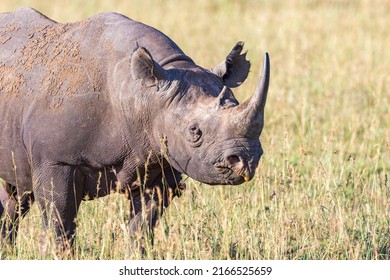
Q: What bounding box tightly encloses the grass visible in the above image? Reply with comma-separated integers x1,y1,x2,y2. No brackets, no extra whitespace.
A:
0,0,389,259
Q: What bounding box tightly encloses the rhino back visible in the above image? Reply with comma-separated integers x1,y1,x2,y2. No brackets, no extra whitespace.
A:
0,7,194,99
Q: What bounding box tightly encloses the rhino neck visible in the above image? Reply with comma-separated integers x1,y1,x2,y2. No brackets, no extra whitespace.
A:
106,53,194,172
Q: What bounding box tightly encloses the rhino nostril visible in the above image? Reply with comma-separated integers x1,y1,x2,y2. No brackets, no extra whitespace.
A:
225,155,251,181
226,155,241,166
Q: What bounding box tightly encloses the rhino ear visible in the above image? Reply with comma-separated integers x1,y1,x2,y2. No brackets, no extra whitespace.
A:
130,47,168,87
211,42,251,88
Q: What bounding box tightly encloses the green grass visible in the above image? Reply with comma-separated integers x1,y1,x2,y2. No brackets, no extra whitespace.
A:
0,0,389,259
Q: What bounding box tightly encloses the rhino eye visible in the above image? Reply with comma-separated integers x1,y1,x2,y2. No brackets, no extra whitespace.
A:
185,123,202,145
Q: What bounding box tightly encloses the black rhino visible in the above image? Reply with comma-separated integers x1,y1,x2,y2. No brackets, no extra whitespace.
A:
0,7,270,253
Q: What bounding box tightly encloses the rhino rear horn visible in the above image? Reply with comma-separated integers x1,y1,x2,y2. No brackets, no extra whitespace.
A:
211,42,251,88
130,47,168,87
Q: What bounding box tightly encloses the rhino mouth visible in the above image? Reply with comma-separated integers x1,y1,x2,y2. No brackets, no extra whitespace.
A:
214,154,252,184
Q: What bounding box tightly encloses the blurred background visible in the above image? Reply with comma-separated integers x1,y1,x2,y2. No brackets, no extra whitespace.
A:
0,0,389,259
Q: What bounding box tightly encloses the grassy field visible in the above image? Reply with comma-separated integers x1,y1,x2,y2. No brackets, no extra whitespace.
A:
0,0,389,259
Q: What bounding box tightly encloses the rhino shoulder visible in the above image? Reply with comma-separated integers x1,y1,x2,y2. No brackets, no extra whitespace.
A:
89,11,135,24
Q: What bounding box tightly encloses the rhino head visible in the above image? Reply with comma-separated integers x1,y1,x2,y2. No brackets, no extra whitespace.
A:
130,42,270,185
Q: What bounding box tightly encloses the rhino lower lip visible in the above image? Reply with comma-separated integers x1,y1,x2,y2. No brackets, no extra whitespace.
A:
235,167,251,181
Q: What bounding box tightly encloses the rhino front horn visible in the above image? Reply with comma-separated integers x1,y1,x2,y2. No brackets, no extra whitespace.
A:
233,53,270,138
252,52,270,112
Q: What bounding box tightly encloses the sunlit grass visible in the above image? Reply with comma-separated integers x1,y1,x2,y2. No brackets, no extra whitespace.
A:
0,0,389,259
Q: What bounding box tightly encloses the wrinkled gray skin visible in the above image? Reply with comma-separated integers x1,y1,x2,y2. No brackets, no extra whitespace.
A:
0,7,270,253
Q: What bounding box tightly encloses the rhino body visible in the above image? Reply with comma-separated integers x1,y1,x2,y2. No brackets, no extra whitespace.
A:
0,7,269,252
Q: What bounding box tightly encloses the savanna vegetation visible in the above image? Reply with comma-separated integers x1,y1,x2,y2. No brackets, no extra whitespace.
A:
0,0,388,259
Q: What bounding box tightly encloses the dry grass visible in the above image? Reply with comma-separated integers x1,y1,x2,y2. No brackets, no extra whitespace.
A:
0,0,389,259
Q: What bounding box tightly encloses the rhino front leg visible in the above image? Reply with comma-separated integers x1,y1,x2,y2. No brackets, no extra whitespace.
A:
128,168,184,251
128,192,158,242
0,181,34,245
33,164,83,256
